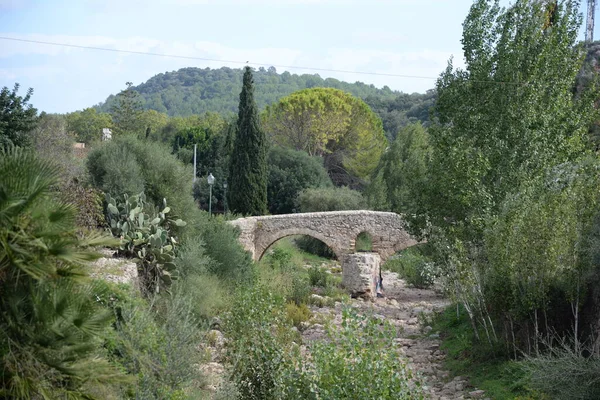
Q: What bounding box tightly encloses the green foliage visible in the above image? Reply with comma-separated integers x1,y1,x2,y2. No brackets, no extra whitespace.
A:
267,146,332,214
224,285,298,400
364,89,436,140
307,266,330,288
297,186,366,212
285,302,312,328
432,305,537,400
188,212,253,281
105,192,186,294
287,307,424,399
367,122,430,232
426,0,595,243
228,66,269,216
87,135,196,222
295,235,336,259
384,248,437,289
483,159,600,349
97,281,204,399
96,66,401,117
0,146,123,399
0,83,38,148
66,107,113,144
110,82,143,136
355,231,373,252
262,87,387,181
521,339,600,400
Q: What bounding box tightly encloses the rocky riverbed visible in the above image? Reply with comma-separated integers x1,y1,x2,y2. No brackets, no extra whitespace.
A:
200,268,488,400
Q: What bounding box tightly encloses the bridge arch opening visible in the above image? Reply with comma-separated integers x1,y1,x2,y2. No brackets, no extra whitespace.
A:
355,231,373,252
256,228,342,261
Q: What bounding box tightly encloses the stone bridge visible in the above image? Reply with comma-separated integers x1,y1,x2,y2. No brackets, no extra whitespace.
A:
229,210,419,262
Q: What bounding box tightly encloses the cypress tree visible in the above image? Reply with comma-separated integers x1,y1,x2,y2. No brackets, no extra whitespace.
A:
228,67,268,215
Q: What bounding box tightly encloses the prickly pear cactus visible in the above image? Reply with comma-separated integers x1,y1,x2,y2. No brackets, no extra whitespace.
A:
105,192,186,293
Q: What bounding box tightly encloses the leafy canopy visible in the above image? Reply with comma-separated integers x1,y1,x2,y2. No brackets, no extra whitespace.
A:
262,87,387,179
0,83,38,148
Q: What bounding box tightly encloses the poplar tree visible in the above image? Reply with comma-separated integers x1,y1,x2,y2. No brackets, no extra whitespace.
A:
228,67,268,215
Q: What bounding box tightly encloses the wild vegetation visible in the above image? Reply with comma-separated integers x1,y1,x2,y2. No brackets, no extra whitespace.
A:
4,0,600,398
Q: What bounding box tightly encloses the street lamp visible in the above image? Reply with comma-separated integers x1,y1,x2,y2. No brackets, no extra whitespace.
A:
223,180,228,214
207,173,215,216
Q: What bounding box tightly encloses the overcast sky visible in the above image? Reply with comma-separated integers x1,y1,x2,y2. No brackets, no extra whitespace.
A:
1,0,598,113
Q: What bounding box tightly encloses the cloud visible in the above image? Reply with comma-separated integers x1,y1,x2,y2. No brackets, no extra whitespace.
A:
0,33,462,112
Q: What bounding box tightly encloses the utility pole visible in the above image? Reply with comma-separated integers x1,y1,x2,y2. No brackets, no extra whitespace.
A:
587,0,596,43
193,144,197,183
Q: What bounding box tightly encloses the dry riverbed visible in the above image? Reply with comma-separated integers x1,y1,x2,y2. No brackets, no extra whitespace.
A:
200,268,489,400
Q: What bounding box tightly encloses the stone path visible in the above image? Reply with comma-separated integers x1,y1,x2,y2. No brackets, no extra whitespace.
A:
200,268,489,399
302,269,488,400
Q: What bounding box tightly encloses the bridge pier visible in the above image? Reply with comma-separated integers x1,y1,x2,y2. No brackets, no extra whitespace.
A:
341,253,381,300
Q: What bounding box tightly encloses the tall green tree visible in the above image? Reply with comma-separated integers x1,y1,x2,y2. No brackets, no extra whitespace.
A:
0,83,38,148
421,0,600,349
426,0,595,243
262,87,387,182
110,82,143,135
228,67,268,216
367,122,430,231
66,107,113,144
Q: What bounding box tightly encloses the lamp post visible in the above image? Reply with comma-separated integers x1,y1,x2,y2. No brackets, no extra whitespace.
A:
207,173,215,216
223,180,228,214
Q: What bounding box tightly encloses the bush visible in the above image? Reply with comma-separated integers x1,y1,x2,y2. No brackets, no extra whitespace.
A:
87,135,195,222
384,247,437,288
267,146,332,214
521,339,600,400
296,186,366,212
0,147,124,399
285,302,312,328
224,285,298,400
97,281,204,399
284,307,423,399
308,266,330,288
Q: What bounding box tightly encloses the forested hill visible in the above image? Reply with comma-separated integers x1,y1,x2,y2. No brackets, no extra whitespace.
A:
96,66,407,116
95,66,436,138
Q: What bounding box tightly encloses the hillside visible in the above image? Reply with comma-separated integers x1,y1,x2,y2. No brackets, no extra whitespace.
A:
95,66,435,138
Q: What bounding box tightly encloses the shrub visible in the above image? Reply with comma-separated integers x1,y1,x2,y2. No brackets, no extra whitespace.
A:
286,307,423,399
97,281,204,399
296,186,366,212
384,247,437,288
267,146,332,214
521,339,600,400
308,266,330,288
87,135,195,222
0,147,124,399
285,302,312,328
224,285,298,400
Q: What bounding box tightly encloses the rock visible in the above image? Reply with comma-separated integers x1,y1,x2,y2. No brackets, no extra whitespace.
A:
423,325,433,334
341,253,380,300
89,254,138,286
469,390,485,398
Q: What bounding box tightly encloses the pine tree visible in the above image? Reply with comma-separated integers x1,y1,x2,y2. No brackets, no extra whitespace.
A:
228,67,268,215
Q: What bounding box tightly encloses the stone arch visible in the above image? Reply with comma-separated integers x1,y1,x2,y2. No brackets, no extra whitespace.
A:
256,227,343,261
353,230,374,252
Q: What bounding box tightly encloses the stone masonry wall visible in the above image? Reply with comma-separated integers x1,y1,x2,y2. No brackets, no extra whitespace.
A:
229,210,419,262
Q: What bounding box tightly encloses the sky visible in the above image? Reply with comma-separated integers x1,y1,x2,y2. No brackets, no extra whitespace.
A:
1,0,598,113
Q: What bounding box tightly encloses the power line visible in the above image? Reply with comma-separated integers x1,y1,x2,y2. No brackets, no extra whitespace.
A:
0,36,437,80
0,35,530,86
